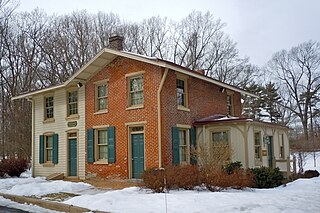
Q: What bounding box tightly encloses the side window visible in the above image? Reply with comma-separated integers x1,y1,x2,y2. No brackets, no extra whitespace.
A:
227,94,234,116
44,96,54,120
172,127,194,165
179,130,187,163
254,132,262,161
68,90,78,116
279,134,285,159
97,129,108,160
96,82,108,112
45,135,53,162
39,134,58,164
129,75,144,106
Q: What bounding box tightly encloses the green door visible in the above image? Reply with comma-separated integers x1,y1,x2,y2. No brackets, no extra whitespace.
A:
132,133,144,179
69,139,77,176
267,136,273,168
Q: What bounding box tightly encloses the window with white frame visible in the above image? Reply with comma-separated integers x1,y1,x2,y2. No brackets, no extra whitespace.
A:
68,91,78,116
97,130,108,160
212,131,228,143
96,83,108,111
254,132,261,161
45,135,53,162
129,75,144,106
45,96,54,119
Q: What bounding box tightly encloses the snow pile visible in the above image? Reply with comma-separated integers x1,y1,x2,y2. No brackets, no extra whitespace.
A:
303,152,320,172
0,177,92,196
64,177,320,213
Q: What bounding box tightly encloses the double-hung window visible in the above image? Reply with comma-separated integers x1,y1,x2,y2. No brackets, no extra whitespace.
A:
254,132,262,161
179,130,188,163
68,91,78,116
96,83,108,111
279,134,285,159
45,135,53,162
129,75,144,106
45,96,54,120
97,130,108,160
227,94,233,116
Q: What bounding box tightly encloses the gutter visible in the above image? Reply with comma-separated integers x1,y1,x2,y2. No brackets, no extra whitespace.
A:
157,68,168,168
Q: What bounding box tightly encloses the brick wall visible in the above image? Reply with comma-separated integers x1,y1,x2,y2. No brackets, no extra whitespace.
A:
85,57,163,178
160,70,242,165
85,56,242,178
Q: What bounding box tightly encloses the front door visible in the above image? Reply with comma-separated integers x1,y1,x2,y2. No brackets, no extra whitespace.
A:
267,136,273,168
69,138,77,176
131,133,144,179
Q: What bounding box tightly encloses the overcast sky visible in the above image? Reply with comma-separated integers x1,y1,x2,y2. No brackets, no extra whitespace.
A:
16,0,320,66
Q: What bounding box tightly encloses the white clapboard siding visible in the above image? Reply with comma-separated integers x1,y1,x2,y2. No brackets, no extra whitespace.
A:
33,86,86,179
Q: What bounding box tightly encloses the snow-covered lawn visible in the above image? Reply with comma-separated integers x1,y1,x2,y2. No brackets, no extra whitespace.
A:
0,153,319,213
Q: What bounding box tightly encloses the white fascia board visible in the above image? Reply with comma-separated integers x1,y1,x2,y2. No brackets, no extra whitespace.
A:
11,84,65,100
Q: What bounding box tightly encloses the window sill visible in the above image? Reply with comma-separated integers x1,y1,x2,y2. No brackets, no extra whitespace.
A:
177,105,190,112
93,160,108,165
42,162,55,167
43,118,55,124
65,114,80,121
126,105,144,110
94,110,108,115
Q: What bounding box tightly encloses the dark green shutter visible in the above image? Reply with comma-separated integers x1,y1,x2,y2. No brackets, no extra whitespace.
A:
87,128,95,163
172,127,180,165
39,135,44,164
108,126,116,163
190,127,197,165
52,134,59,164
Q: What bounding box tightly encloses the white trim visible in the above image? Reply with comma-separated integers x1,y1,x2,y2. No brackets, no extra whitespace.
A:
176,124,191,129
92,124,110,129
125,71,145,77
125,121,147,126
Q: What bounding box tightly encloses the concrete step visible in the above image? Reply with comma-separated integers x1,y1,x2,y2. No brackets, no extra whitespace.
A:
46,173,64,180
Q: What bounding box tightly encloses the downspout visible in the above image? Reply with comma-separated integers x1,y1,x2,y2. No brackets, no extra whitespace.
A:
157,68,168,168
27,97,35,177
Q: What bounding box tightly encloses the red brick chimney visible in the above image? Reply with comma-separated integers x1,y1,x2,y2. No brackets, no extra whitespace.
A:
108,35,124,51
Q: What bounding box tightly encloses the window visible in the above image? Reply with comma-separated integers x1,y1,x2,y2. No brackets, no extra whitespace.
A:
179,130,187,163
68,91,78,116
96,83,108,111
129,75,144,106
172,127,195,165
177,78,187,107
212,131,228,143
279,134,285,159
87,127,115,164
39,134,58,165
45,135,53,162
254,132,261,161
45,96,54,119
97,130,108,160
227,94,233,115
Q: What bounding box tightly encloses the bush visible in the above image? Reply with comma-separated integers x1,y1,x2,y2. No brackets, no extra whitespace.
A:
300,170,320,178
0,158,29,177
141,168,165,193
224,161,242,175
142,165,200,192
251,167,284,188
201,168,254,191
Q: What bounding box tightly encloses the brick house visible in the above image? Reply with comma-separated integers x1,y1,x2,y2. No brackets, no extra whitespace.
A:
12,36,290,180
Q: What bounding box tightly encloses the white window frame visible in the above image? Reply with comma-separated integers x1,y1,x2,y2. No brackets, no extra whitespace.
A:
45,135,53,163
44,95,54,121
95,129,108,162
176,74,189,111
95,80,108,113
254,131,262,161
67,90,78,117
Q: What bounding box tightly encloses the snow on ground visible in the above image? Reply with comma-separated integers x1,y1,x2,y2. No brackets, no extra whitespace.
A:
0,153,320,213
303,151,320,171
64,178,320,213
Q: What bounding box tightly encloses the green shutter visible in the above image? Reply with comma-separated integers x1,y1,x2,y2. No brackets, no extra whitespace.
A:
87,128,95,163
52,134,59,164
39,135,44,164
108,126,116,163
190,127,197,165
172,127,180,165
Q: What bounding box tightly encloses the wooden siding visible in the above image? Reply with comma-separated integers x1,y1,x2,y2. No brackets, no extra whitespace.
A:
33,87,86,179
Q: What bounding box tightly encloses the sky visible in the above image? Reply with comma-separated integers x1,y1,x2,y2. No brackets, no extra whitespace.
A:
16,0,320,66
